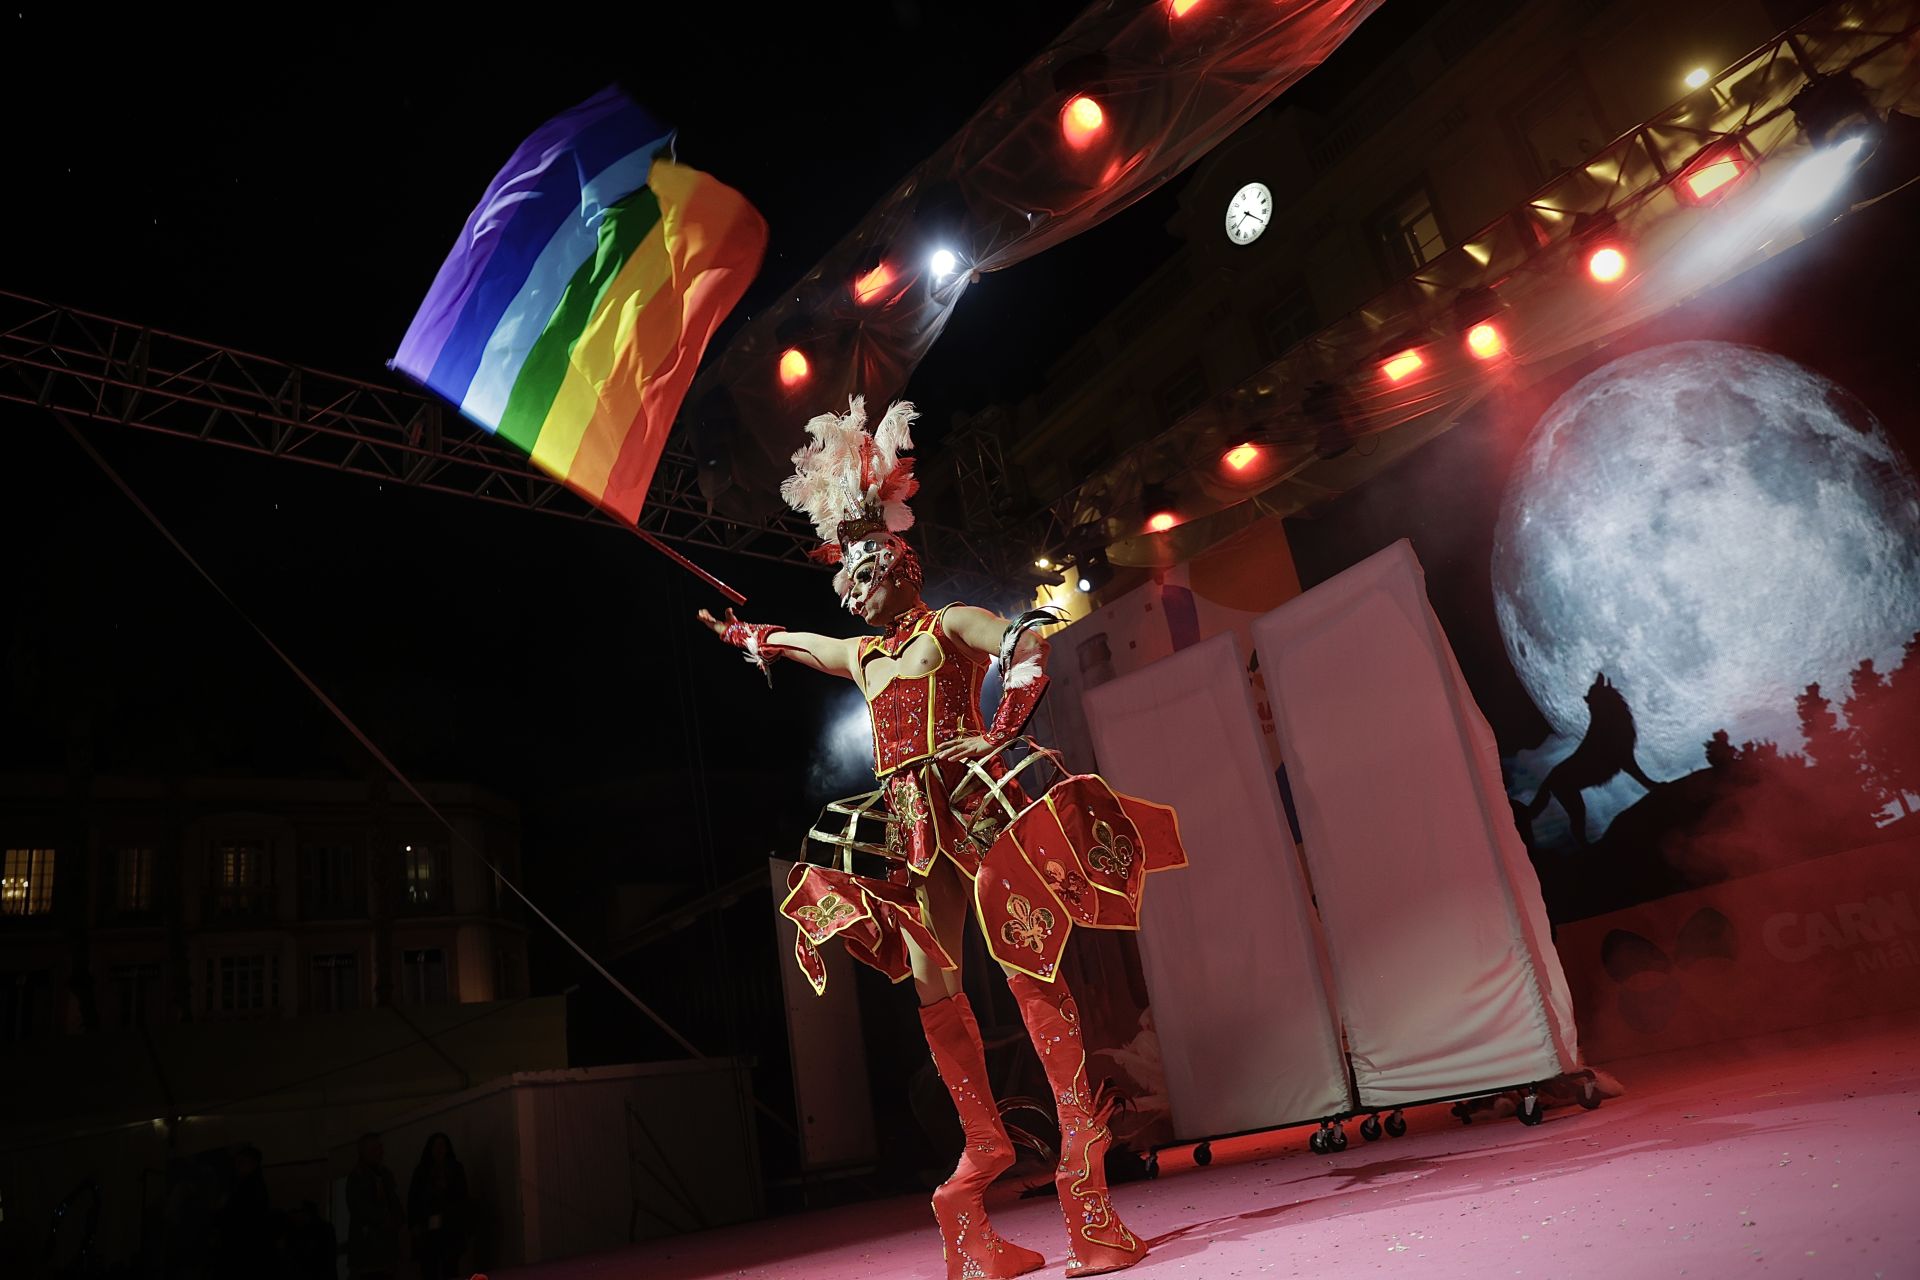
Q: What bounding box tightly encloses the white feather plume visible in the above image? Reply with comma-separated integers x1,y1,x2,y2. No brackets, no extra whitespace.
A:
780,394,921,544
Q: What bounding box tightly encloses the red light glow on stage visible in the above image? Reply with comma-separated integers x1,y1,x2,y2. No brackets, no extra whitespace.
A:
1587,245,1628,283
1224,442,1260,471
1680,151,1750,205
1466,322,1505,359
1147,511,1178,532
778,348,810,387
1170,0,1203,14
1381,349,1425,382
1062,96,1106,148
852,263,895,304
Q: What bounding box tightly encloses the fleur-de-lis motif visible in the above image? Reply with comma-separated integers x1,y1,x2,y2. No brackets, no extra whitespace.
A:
795,893,857,940
1087,818,1136,879
1043,859,1087,907
1000,893,1056,952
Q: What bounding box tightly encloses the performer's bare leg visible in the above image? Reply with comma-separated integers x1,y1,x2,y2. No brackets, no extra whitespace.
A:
909,856,972,1005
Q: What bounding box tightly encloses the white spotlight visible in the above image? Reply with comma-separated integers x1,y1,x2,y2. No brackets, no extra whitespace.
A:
1077,577,1093,593
1684,67,1711,90
930,248,959,280
1770,134,1867,217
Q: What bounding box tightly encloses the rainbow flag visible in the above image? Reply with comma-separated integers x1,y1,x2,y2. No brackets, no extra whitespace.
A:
393,86,767,522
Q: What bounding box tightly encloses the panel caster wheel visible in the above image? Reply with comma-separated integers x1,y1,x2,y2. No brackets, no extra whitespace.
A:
1144,1150,1161,1179
1328,1123,1349,1152
1359,1114,1382,1142
1384,1110,1407,1138
1451,1101,1473,1126
1578,1074,1602,1111
1193,1141,1213,1167
1308,1129,1329,1155
1517,1090,1545,1126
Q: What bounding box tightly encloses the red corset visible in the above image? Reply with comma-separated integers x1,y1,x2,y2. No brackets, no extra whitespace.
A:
862,606,987,777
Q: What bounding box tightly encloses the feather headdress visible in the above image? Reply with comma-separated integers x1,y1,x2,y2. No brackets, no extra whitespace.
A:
779,396,919,562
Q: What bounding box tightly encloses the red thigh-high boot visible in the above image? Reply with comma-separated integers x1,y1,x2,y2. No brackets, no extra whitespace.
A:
920,994,1046,1280
1004,972,1147,1275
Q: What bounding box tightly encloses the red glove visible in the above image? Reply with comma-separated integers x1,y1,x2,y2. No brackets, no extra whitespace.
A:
721,619,790,682
985,660,1049,747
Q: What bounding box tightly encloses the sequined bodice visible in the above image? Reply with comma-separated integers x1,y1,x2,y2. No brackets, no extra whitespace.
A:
861,606,987,777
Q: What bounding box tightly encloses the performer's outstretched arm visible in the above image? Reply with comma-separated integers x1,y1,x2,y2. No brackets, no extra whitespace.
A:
696,607,857,680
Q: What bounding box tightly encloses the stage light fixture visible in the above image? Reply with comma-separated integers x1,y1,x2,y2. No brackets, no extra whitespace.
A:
1587,245,1627,282
1466,322,1505,359
1224,442,1260,471
1071,543,1115,594
1034,556,1052,570
852,261,895,304
1380,348,1425,382
1684,67,1711,90
1062,95,1107,148
1678,146,1751,205
778,348,810,387
1788,72,1879,149
1147,512,1177,532
929,248,959,281
1303,380,1356,460
1170,0,1203,14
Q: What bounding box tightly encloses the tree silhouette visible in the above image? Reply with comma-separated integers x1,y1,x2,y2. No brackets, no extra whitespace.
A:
1845,658,1909,820
1795,683,1849,768
1704,728,1738,771
1876,632,1920,809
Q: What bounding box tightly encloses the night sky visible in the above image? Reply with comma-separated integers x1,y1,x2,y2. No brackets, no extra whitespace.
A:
0,3,1188,796
0,3,1431,1082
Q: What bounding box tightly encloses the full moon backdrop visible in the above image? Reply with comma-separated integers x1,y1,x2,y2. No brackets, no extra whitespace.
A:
1286,183,1920,923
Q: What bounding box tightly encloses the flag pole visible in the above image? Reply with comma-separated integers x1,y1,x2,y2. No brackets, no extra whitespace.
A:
631,524,747,604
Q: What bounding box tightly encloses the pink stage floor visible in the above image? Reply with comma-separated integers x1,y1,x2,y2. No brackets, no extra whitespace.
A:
499,1012,1920,1280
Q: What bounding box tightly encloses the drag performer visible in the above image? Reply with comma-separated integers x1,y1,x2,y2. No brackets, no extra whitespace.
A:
698,397,1186,1278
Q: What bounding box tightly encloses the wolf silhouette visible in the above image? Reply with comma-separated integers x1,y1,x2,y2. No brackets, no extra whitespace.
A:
1524,672,1662,848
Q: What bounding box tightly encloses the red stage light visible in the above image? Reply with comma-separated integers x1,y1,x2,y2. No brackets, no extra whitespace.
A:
1147,511,1178,533
852,262,895,304
1680,151,1750,205
778,348,810,387
1169,0,1203,14
1062,95,1106,149
1466,322,1505,360
1224,442,1260,472
1586,245,1627,283
1381,348,1425,382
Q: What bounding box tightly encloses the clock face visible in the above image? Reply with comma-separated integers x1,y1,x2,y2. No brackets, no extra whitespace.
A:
1224,181,1273,246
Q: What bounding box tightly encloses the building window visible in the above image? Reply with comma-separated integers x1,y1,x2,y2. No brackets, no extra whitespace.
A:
1377,185,1446,275
210,843,270,919
206,954,277,1017
2,849,56,918
0,971,54,1042
402,948,449,1006
494,945,525,1000
112,961,164,1028
309,952,360,1014
299,844,362,919
114,848,157,915
1154,361,1210,430
402,844,439,912
1257,289,1318,362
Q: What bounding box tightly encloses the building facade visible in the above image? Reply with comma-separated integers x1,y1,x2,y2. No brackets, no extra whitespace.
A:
948,0,1818,570
0,773,530,1042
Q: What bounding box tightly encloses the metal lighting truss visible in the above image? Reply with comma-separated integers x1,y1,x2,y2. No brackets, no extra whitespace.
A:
0,290,1016,599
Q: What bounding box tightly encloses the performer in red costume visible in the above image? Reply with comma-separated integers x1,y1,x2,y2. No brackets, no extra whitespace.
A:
698,397,1185,1278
